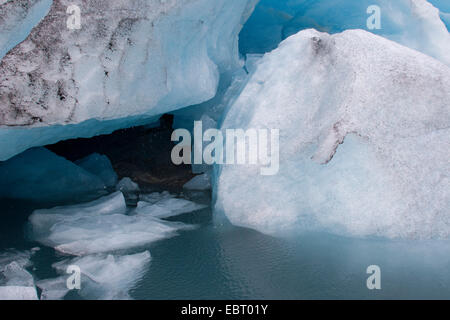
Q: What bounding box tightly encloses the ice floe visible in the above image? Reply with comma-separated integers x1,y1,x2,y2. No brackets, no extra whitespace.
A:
29,191,203,255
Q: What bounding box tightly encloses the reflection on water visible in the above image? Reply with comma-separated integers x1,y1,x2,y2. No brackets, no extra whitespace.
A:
133,209,450,300
1,196,450,300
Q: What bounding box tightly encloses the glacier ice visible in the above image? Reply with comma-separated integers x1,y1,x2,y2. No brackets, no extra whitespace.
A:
40,251,151,300
0,0,52,60
0,147,107,203
0,0,258,161
214,29,450,239
240,0,450,66
75,153,118,188
29,191,201,255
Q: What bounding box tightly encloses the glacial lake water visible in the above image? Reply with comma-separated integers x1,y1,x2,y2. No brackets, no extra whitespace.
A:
1,194,450,300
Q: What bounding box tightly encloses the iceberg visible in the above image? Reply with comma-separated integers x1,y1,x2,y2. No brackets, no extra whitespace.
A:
0,147,107,203
0,0,258,161
29,191,200,255
214,29,450,239
75,153,118,188
240,0,450,66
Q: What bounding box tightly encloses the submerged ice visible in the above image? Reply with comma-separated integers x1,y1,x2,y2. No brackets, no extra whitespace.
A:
38,251,151,300
214,29,450,239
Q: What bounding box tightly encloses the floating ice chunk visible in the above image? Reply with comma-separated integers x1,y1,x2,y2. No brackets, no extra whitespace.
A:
29,191,127,241
116,178,140,205
0,286,38,300
36,277,69,301
136,196,207,219
29,192,196,255
52,215,193,256
0,250,37,300
116,178,140,193
0,147,107,203
75,153,118,188
215,29,450,239
51,251,151,300
1,262,34,287
0,250,32,270
183,172,212,191
0,251,34,288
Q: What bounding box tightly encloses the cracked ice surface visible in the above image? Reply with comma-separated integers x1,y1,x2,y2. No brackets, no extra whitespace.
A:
0,0,257,160
214,29,450,239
